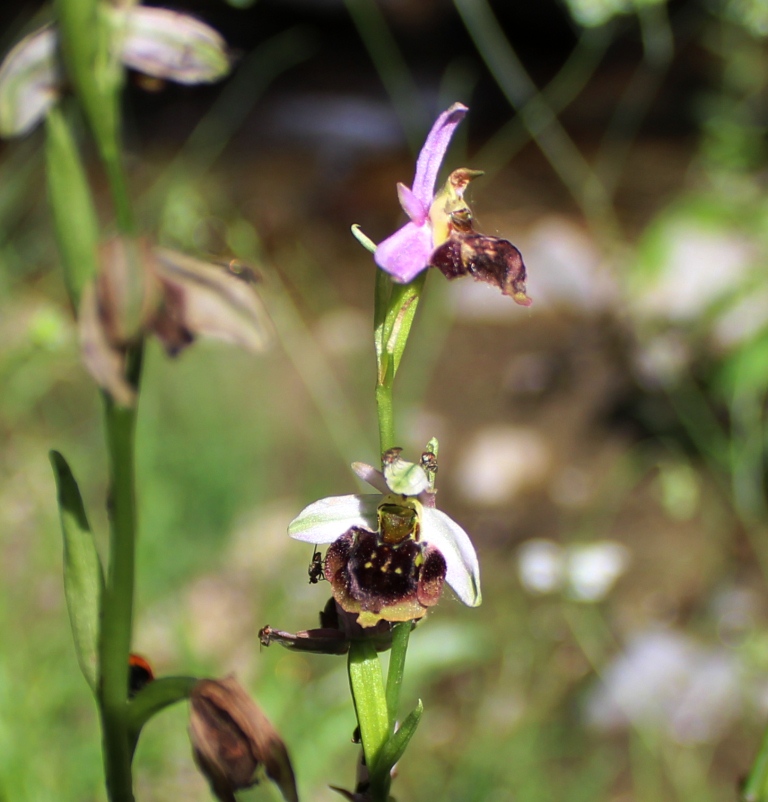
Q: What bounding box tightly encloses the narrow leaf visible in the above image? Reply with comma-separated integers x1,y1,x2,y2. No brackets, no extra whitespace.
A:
373,267,391,383
385,272,426,378
45,106,99,309
50,450,104,693
374,700,423,778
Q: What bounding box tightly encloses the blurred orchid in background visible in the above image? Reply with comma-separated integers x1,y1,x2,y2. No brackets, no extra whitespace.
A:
80,239,272,406
0,4,230,137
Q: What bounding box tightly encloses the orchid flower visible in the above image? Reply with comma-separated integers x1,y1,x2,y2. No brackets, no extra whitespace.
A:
289,446,481,628
371,104,532,305
374,103,468,284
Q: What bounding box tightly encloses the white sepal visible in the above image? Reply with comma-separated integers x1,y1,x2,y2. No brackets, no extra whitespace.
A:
110,6,230,85
421,508,481,606
288,494,379,544
0,26,60,138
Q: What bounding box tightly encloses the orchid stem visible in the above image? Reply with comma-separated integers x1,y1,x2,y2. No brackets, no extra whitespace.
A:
348,640,390,798
385,622,411,733
99,388,140,802
375,381,396,455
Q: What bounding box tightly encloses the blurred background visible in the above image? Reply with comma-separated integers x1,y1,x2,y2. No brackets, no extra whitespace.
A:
2,0,768,799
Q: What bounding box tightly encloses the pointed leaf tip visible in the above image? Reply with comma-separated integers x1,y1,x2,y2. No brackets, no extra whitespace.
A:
50,450,104,693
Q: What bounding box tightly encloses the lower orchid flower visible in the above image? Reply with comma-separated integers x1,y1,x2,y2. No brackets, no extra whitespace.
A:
288,444,481,628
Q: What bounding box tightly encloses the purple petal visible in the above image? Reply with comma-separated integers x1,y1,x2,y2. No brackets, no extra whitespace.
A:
374,221,434,283
396,183,427,225
351,462,389,494
411,103,468,207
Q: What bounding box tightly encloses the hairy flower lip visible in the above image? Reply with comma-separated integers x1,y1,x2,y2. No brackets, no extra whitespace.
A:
324,525,446,627
288,458,481,607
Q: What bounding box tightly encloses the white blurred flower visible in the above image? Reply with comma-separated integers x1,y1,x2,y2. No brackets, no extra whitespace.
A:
517,539,564,595
585,630,744,744
457,426,550,506
566,542,630,602
517,538,630,602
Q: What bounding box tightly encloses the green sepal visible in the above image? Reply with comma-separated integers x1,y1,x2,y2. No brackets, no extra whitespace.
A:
351,224,378,254
50,450,104,693
127,675,199,753
45,106,99,309
374,699,423,780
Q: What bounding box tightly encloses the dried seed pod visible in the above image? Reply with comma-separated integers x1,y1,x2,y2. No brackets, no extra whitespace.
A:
189,676,298,802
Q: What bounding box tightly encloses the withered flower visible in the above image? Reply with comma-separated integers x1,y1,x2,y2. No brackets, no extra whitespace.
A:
369,103,531,305
288,444,481,628
79,238,272,405
189,676,298,802
259,598,397,655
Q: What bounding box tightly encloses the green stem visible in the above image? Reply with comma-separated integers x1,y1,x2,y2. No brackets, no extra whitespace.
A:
348,640,389,794
98,344,143,802
375,380,395,455
385,622,411,733
102,138,136,236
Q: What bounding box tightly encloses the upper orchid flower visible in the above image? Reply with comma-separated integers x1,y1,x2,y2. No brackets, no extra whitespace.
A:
371,103,532,305
289,444,481,628
374,103,468,284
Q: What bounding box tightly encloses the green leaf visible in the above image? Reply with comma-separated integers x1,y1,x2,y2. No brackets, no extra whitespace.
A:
374,699,423,779
45,106,99,309
374,271,427,386
384,272,427,379
127,675,199,752
50,450,104,693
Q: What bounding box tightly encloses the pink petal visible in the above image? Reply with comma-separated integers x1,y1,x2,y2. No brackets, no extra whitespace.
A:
411,103,468,207
351,462,389,494
374,221,434,283
396,183,427,225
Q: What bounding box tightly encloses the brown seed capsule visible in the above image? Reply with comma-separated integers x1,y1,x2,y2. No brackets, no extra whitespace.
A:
189,676,298,802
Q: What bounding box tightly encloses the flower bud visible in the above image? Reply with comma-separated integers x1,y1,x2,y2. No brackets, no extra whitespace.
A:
97,237,163,346
189,676,298,802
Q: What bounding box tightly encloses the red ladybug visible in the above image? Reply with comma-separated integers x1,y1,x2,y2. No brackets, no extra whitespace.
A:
128,653,154,698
